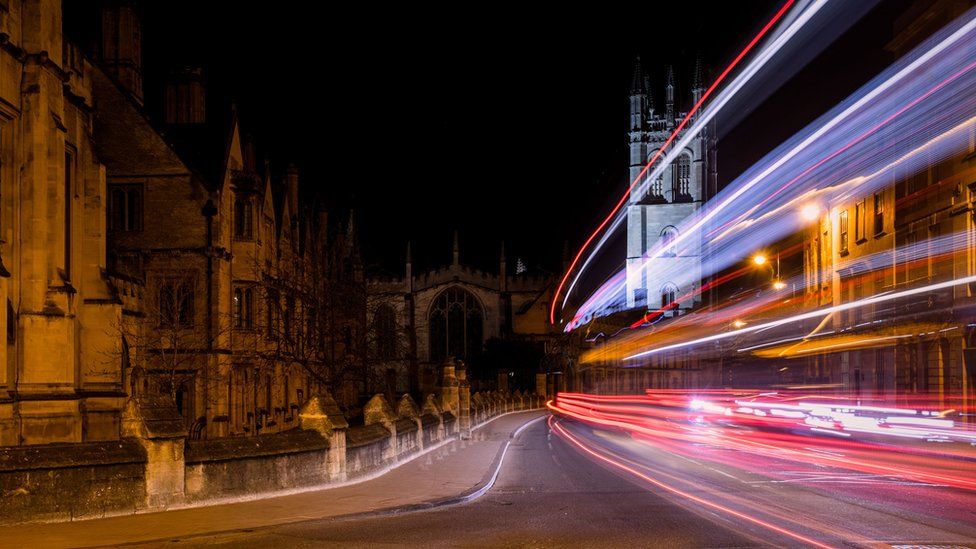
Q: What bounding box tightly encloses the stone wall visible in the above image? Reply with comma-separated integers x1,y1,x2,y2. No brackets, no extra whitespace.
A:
0,385,545,525
0,440,147,525
184,430,329,502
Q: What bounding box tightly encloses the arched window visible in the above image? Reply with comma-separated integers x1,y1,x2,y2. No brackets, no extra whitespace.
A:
660,226,678,257
375,304,397,360
234,196,253,240
661,282,678,310
671,155,691,200
428,287,484,363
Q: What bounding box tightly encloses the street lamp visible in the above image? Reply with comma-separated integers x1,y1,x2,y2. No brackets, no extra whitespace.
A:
801,203,821,222
732,319,747,329
772,280,787,290
752,254,767,266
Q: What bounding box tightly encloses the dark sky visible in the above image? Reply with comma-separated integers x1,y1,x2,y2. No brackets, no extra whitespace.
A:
66,1,913,282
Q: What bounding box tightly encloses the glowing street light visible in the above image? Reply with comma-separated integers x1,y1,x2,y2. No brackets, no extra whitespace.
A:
800,203,821,221
732,319,747,328
752,254,768,266
772,280,787,290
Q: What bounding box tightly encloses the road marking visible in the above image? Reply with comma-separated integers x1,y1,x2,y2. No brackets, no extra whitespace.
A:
708,467,742,481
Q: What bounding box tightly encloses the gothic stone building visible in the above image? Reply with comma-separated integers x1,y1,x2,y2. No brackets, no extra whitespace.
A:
0,0,132,446
93,3,327,440
367,234,557,395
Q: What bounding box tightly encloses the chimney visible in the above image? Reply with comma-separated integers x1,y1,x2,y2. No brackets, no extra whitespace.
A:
164,67,206,124
100,0,143,105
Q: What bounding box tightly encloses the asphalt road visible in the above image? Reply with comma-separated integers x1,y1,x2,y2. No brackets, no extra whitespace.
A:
135,416,976,548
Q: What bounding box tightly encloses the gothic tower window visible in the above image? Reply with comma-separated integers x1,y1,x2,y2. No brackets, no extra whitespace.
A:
671,155,690,201
660,226,678,257
428,287,484,363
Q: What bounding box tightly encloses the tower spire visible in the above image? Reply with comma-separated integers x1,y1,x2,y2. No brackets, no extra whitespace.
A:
452,230,459,266
630,56,647,94
692,56,704,110
630,56,650,133
665,65,675,127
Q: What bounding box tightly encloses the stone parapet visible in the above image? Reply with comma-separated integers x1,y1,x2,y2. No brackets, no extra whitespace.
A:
0,389,546,525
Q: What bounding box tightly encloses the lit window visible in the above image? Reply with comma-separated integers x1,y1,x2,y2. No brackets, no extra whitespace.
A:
838,210,849,254
873,192,885,235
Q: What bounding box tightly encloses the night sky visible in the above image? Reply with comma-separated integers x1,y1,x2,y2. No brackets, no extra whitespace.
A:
66,1,912,283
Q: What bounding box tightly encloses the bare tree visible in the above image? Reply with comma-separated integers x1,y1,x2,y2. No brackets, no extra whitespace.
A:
106,274,235,438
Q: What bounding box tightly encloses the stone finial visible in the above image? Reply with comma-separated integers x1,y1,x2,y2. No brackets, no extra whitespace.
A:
397,394,421,419
441,357,458,387
364,393,397,427
122,396,187,440
422,393,443,416
298,392,350,435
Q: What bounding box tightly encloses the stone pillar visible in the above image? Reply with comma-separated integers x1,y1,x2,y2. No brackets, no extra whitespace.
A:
439,358,459,417
497,370,509,393
471,392,484,424
536,373,547,399
122,396,187,509
299,392,350,481
422,393,445,442
457,364,471,438
364,394,397,462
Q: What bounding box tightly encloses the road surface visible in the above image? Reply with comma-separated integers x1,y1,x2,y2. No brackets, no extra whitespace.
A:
127,414,976,547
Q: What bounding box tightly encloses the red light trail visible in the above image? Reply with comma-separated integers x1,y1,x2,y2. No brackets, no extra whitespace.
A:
549,0,797,325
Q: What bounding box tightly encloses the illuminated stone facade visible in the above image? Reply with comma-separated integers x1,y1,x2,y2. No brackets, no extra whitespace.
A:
0,0,132,446
625,59,717,313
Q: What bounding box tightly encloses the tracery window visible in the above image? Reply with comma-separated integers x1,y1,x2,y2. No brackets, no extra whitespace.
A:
660,226,678,257
671,155,691,200
428,287,484,363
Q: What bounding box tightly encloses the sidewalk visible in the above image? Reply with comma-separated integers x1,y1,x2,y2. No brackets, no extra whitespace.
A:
0,410,546,549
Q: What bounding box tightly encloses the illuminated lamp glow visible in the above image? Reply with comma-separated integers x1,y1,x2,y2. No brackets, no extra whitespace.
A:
800,203,821,221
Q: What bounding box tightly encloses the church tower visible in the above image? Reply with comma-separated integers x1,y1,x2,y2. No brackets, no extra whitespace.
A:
625,59,716,313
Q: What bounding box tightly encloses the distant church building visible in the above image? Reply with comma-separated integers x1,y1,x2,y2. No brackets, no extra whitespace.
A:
367,233,557,394
625,58,717,312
